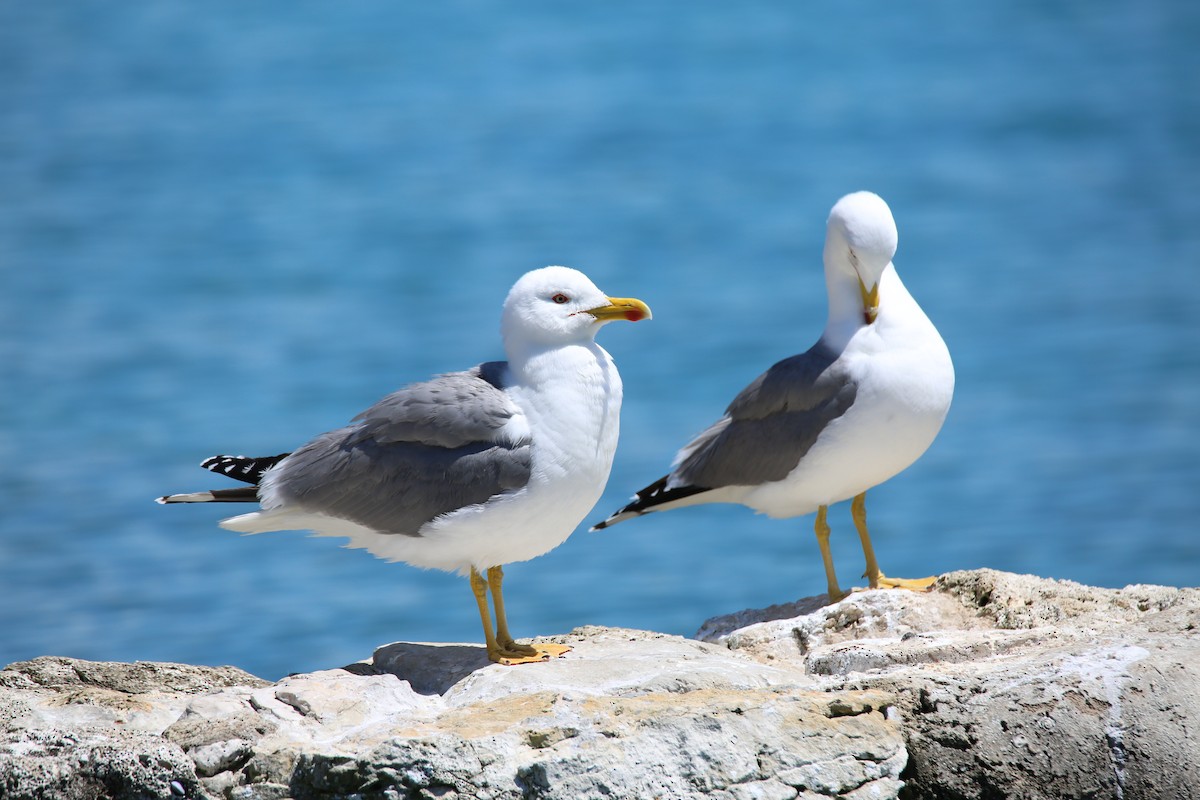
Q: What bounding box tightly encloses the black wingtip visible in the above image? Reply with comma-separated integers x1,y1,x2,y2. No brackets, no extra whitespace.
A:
588,500,642,533
589,475,714,532
157,487,260,504
200,453,290,485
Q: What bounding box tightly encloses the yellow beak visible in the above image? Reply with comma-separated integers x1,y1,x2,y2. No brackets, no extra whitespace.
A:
586,296,653,322
859,280,880,324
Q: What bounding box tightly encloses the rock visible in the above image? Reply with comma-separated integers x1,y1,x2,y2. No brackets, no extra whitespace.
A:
2,570,1195,799
699,568,1200,800
0,629,905,800
0,725,201,800
0,659,268,800
0,656,268,696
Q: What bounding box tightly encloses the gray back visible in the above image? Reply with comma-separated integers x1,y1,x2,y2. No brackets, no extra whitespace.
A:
273,362,532,536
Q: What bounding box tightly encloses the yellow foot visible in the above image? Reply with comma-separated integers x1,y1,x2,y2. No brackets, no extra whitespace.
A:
489,642,572,666
826,587,850,604
862,574,938,593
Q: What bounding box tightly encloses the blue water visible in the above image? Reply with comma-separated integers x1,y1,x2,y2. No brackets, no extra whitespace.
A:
2,3,1198,680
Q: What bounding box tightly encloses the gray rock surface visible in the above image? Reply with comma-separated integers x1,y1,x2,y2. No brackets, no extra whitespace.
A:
700,569,1200,800
0,659,269,800
1,628,903,800
2,570,1196,800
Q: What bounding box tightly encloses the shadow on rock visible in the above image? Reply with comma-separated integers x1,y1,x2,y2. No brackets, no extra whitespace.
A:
353,641,494,695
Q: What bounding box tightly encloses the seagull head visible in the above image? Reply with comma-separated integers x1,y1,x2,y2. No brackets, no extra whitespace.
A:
501,266,652,352
824,191,898,325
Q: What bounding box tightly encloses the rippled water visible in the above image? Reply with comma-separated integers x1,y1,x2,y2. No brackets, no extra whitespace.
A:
2,2,1197,679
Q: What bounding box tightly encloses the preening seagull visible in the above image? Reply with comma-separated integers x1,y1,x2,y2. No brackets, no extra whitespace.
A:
159,266,651,664
592,192,953,601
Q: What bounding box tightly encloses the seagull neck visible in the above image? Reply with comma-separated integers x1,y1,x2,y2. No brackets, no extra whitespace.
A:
823,263,922,348
505,338,606,386
823,259,871,346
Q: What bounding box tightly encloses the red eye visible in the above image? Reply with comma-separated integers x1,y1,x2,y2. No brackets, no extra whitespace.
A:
552,293,570,304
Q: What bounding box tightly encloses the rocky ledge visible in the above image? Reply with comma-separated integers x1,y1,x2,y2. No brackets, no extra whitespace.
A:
2,569,1197,800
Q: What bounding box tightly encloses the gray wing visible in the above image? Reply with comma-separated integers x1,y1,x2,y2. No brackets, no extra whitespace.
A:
270,361,531,536
672,341,857,488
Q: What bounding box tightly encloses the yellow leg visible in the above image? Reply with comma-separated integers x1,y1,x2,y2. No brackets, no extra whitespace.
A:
488,566,538,656
851,493,936,592
814,505,848,602
469,567,504,660
469,566,570,665
852,493,883,588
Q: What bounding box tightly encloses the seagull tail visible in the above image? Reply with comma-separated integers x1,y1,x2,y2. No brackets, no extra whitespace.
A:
589,476,713,531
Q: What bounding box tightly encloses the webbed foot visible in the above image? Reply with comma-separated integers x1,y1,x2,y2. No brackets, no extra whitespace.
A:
489,641,571,665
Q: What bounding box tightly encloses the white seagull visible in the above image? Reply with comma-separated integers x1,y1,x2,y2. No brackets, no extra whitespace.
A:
592,192,953,601
160,266,651,664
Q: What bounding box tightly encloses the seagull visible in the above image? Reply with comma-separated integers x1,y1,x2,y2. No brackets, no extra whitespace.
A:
159,266,651,664
592,192,953,601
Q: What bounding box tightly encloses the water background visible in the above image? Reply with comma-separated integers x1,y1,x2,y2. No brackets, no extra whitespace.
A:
2,2,1198,680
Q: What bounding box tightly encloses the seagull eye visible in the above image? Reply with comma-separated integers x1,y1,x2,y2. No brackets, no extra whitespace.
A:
551,293,570,304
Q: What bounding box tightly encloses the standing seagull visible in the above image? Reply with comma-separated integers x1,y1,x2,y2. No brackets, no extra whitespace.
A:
592,192,953,601
159,266,651,664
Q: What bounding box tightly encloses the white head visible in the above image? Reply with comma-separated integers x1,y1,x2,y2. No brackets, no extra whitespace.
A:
824,191,899,325
500,266,651,355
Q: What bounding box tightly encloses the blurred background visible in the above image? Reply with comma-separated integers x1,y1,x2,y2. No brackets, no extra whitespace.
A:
2,2,1197,680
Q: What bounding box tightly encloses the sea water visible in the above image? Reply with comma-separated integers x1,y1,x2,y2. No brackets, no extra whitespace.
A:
1,2,1197,679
